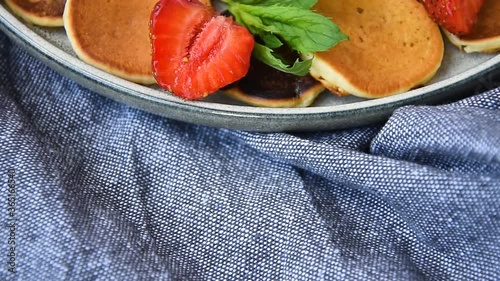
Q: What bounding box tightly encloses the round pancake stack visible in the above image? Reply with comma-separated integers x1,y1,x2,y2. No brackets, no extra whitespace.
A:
443,0,500,53
5,0,66,27
63,0,159,84
308,0,444,99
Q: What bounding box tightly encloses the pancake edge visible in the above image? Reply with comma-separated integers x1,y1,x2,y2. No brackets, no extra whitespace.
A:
308,52,443,99
5,0,63,27
443,29,500,53
223,83,325,108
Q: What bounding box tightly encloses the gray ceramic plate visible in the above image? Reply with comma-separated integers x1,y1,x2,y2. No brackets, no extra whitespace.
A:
1,3,499,132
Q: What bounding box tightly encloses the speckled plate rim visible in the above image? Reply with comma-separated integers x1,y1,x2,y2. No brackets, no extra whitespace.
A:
1,5,499,131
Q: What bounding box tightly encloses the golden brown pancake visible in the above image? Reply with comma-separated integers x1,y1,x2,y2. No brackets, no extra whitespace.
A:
223,58,325,107
63,0,158,84
5,0,65,27
443,0,500,53
308,0,444,98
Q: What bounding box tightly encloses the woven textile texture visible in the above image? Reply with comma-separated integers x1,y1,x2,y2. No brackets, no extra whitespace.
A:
0,31,499,281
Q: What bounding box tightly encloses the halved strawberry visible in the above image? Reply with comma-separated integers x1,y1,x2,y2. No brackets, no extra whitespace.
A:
150,0,254,100
420,0,485,35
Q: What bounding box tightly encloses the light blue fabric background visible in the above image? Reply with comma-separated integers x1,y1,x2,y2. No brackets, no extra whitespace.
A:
1,30,499,280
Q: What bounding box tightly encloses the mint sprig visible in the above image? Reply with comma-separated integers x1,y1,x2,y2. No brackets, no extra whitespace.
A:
223,0,347,76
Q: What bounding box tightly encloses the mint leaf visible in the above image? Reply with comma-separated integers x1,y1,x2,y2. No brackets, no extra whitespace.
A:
231,3,347,54
260,33,283,49
228,0,317,9
229,6,279,34
262,0,317,8
223,0,347,76
252,43,312,76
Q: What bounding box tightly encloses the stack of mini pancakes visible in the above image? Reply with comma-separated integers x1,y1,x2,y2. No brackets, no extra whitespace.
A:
302,0,500,100
4,0,500,107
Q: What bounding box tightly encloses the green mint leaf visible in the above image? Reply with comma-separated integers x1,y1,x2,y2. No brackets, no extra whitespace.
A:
227,0,317,9
233,3,347,54
260,33,283,49
252,43,312,76
223,0,347,76
232,14,282,48
229,6,279,34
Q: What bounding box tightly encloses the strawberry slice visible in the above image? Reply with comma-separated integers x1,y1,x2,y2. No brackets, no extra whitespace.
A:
420,0,484,35
150,0,254,100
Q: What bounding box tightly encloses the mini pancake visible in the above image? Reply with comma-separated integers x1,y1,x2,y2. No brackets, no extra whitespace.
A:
5,0,66,27
63,0,159,84
223,58,325,108
308,0,444,98
443,0,500,53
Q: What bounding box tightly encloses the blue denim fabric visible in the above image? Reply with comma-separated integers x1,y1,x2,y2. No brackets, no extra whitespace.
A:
0,30,499,280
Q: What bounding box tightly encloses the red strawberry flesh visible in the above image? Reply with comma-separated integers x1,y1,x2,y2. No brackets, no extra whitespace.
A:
421,0,485,35
150,0,254,100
